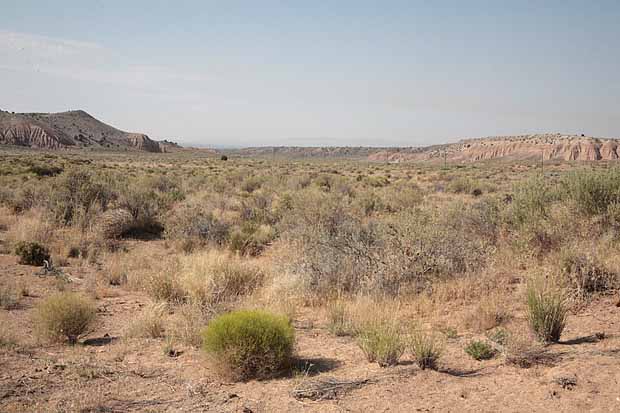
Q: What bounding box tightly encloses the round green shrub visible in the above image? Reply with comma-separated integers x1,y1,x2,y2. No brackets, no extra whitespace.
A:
202,310,294,380
15,241,50,266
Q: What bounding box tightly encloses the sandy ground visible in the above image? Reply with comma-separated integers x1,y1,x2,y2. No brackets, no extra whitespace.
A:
1,250,619,412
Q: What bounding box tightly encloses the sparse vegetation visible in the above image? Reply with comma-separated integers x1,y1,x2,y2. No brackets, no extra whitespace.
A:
0,148,619,410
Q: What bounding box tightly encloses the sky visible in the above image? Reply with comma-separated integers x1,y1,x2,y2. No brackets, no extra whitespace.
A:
1,1,619,147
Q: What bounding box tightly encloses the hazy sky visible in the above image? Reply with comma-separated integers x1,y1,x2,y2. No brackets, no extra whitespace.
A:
1,1,619,147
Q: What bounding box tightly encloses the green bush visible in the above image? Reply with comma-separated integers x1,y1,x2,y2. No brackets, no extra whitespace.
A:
465,340,495,360
561,168,620,216
510,175,555,228
202,310,294,380
34,293,97,344
15,241,50,266
410,330,443,370
526,278,568,343
356,320,405,367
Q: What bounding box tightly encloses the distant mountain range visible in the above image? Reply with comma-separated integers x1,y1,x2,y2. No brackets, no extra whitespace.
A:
0,110,180,152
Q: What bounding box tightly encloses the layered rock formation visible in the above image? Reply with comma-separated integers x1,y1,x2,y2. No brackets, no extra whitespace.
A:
0,110,164,152
368,134,620,163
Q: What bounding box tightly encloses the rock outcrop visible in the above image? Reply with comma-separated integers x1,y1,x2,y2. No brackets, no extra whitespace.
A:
0,109,164,152
368,134,620,163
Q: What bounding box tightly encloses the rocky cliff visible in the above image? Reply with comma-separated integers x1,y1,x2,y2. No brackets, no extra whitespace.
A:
368,134,620,163
0,110,164,152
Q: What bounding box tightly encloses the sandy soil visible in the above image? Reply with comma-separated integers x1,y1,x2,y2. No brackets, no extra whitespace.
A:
1,250,619,412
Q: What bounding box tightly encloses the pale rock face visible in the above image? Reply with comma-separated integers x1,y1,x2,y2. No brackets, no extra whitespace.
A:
368,134,620,163
0,110,162,152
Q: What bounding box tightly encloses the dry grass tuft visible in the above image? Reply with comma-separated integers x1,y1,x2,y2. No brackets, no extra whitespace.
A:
126,302,167,339
410,328,444,370
526,276,568,343
179,250,264,308
33,292,97,344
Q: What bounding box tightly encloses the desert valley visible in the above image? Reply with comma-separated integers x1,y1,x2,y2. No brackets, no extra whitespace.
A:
0,109,619,412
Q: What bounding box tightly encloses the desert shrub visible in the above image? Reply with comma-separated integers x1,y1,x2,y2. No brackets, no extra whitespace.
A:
465,295,510,332
29,164,63,177
283,189,490,295
202,310,294,380
169,302,207,347
504,333,558,368
146,271,186,304
465,340,495,360
326,299,356,336
34,293,97,344
383,185,424,212
116,186,163,237
0,284,20,310
364,175,390,188
228,223,276,256
354,191,384,216
145,175,185,202
487,327,510,346
239,192,278,226
220,155,228,161
410,329,443,370
379,208,489,294
510,176,553,228
164,206,230,246
15,241,50,266
97,208,134,239
240,176,263,193
314,174,334,191
0,329,17,348
559,250,617,299
526,277,568,343
561,168,620,216
447,177,480,194
453,198,502,245
126,302,167,338
606,201,620,227
48,168,113,226
279,190,383,295
356,319,405,367
179,251,264,308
